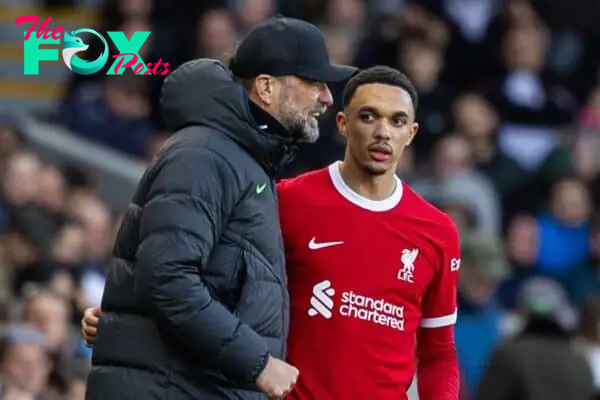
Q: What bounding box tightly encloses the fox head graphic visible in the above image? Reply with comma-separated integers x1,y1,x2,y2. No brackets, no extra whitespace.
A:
61,31,89,71
60,29,109,75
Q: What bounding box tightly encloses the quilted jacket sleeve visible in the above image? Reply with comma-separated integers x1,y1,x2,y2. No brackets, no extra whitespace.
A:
134,145,270,384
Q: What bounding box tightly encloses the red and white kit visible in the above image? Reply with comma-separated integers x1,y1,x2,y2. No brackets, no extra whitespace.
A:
278,161,461,400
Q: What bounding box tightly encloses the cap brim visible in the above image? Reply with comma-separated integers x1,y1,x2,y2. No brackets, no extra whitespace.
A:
297,63,357,82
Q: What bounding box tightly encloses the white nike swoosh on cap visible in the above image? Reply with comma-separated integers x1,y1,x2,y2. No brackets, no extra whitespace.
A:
308,237,344,250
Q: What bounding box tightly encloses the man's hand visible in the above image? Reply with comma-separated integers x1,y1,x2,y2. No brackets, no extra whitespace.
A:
255,356,299,399
81,305,101,347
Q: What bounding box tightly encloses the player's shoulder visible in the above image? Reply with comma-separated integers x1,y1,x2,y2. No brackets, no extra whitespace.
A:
277,166,331,198
402,183,458,235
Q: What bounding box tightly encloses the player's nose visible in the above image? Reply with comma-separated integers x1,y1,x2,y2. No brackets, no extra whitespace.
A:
373,122,392,140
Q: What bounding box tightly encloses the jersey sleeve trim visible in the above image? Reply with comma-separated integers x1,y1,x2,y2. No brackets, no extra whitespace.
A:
420,309,457,328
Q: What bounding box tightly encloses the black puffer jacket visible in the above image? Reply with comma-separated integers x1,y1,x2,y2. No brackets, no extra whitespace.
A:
86,59,296,400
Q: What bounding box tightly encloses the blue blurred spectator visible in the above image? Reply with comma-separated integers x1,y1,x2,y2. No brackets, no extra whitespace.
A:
454,233,510,394
536,177,591,274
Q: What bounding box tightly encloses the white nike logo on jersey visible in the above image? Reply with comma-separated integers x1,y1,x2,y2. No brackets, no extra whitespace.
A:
308,237,344,250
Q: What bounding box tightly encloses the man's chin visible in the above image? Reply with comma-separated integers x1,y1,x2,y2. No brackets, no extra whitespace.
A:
302,130,320,143
365,162,389,176
293,128,319,144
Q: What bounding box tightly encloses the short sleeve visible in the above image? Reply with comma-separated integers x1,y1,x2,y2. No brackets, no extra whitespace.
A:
420,218,461,329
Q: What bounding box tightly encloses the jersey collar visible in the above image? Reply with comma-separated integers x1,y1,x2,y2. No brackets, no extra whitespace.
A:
328,161,403,212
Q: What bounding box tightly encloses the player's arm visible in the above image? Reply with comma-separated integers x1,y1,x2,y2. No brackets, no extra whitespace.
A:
416,217,461,400
134,147,270,384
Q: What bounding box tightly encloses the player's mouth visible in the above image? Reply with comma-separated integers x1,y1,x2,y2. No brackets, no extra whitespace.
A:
368,143,392,162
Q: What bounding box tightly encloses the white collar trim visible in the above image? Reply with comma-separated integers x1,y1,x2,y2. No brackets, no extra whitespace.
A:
328,161,403,212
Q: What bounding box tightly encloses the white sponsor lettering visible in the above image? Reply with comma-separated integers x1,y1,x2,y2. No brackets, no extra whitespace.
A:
340,291,405,331
308,280,405,331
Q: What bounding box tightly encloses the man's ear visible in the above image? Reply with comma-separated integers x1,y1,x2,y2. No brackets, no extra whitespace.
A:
252,74,276,106
406,122,419,147
336,111,348,139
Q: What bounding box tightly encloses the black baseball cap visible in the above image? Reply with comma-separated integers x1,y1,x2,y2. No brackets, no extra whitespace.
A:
230,16,357,82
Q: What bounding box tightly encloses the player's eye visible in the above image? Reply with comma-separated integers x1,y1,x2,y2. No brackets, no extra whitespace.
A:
359,113,376,123
393,117,406,126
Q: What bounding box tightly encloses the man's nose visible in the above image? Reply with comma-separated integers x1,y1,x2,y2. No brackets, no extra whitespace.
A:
374,123,392,140
318,85,334,108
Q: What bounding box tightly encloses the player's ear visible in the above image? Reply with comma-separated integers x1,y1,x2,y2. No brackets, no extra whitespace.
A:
336,111,348,138
405,122,419,147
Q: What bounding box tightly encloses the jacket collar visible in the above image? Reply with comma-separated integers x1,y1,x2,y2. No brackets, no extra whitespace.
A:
245,100,298,178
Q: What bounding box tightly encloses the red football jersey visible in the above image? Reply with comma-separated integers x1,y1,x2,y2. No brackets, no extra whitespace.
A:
277,162,461,400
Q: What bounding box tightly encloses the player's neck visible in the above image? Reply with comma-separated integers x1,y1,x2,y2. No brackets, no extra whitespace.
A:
338,160,397,201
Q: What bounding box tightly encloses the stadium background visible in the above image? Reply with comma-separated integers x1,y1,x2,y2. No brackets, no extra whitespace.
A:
1,0,600,398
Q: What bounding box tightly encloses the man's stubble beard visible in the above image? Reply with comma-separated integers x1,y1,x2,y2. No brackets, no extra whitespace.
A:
365,163,388,176
277,85,320,144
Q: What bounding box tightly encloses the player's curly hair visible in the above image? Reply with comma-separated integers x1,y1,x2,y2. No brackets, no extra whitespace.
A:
342,66,418,111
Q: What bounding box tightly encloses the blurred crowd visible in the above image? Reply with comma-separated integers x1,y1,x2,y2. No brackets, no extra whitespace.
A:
3,0,600,398
0,116,117,399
